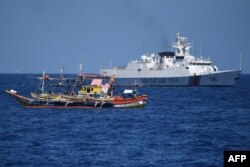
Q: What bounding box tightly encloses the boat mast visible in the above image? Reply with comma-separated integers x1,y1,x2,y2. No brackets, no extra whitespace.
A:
80,56,83,75
108,75,116,97
70,56,84,96
42,71,45,93
60,64,64,79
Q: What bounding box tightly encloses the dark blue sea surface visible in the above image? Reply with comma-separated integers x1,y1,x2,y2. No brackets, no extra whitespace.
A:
0,74,250,167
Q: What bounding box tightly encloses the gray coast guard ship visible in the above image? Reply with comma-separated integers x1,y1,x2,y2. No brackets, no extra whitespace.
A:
100,33,241,86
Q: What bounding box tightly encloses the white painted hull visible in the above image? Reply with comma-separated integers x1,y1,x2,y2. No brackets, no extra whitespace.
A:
113,100,147,108
112,70,241,86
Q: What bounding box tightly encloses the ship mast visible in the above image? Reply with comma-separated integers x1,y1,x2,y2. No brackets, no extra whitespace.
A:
172,33,192,56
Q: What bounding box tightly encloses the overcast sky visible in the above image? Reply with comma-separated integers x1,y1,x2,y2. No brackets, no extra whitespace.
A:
0,0,249,74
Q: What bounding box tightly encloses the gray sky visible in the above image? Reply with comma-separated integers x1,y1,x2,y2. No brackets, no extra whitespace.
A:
0,0,249,73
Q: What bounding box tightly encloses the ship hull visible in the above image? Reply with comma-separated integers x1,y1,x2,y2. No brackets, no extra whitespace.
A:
112,70,241,86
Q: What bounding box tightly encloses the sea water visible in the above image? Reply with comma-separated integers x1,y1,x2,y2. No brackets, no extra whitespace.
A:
0,74,249,167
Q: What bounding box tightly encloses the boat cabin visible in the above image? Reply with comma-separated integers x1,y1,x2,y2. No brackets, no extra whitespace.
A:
78,85,102,95
78,79,103,95
122,89,137,98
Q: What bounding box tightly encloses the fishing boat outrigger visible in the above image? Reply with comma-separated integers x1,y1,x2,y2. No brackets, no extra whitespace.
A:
4,72,148,108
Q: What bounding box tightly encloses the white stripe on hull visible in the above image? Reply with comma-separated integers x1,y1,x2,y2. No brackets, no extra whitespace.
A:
113,101,146,108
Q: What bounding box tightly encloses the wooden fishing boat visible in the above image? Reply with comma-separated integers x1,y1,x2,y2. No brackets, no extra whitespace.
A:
4,71,148,109
4,89,147,108
5,89,109,108
5,64,148,108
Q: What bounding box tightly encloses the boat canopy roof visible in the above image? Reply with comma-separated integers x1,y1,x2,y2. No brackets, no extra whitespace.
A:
91,79,102,86
123,89,133,94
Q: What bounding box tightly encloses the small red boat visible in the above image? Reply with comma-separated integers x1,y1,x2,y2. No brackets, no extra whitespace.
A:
111,90,147,108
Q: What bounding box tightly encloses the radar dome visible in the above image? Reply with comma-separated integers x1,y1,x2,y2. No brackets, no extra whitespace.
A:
141,55,147,62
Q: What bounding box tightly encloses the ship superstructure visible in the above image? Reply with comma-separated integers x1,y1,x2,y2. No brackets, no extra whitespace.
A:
100,33,241,86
